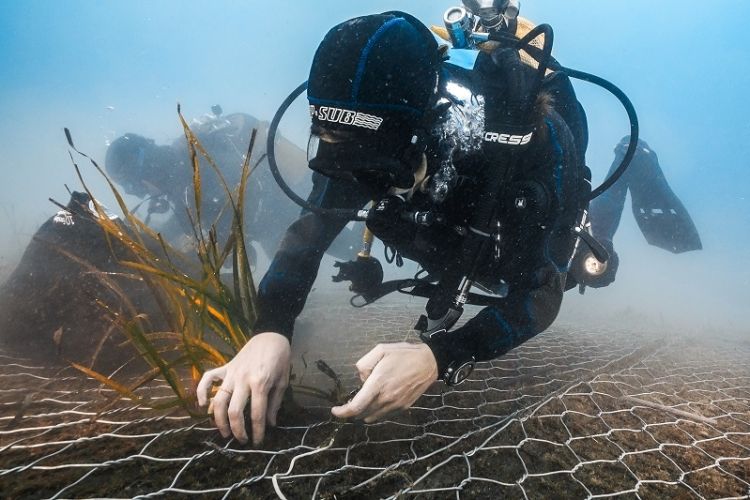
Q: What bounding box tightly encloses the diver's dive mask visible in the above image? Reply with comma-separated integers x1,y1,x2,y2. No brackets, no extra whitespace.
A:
307,127,424,195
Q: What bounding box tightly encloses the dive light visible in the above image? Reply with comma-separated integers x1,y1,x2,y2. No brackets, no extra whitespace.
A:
583,253,608,277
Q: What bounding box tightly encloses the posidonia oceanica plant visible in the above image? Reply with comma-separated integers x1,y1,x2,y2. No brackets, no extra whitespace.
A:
63,107,348,416
63,106,259,415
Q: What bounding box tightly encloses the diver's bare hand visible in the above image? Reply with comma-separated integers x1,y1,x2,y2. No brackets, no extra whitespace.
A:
331,342,438,423
196,332,291,445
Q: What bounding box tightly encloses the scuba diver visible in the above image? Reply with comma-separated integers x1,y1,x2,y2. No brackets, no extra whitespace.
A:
570,136,702,290
105,108,302,258
105,108,362,261
197,5,610,446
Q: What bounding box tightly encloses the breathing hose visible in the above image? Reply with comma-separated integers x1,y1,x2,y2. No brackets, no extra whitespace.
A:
265,81,365,221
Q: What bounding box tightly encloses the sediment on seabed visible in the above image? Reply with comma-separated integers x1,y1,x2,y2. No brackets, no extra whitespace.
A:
1,295,749,498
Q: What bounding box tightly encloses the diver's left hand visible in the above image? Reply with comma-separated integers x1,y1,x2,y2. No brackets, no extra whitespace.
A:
331,342,438,423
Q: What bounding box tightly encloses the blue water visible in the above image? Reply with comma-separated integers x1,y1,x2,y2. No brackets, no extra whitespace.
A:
0,0,748,332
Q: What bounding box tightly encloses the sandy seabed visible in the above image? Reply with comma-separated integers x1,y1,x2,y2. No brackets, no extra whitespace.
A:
1,294,748,499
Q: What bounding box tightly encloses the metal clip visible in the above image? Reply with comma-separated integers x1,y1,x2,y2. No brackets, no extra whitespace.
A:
493,220,502,261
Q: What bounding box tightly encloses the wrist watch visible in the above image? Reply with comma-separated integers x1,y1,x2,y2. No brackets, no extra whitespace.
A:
419,327,475,386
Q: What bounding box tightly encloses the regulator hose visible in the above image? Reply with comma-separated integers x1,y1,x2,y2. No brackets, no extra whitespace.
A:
266,81,365,220
562,67,639,199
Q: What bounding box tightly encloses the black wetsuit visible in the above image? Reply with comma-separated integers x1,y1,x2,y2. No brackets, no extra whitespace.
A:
253,93,586,373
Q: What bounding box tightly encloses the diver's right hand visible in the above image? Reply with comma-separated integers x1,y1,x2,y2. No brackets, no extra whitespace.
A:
196,331,291,446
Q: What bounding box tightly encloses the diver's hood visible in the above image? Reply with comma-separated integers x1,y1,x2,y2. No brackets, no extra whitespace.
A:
616,135,650,155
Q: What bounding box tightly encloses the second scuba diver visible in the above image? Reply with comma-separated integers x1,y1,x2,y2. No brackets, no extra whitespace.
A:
105,109,363,261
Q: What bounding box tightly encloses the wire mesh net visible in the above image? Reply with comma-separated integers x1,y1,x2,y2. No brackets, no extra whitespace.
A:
1,294,748,499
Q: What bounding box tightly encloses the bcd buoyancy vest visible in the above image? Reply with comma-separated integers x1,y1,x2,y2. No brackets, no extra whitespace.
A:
363,51,590,296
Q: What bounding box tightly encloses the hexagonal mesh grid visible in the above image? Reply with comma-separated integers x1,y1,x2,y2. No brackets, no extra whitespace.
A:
1,295,748,498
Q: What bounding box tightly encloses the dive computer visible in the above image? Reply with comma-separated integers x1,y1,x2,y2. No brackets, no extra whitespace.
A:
419,327,476,386
443,358,476,385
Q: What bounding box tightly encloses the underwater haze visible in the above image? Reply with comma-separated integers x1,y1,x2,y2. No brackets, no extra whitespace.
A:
1,0,749,334
2,2,750,498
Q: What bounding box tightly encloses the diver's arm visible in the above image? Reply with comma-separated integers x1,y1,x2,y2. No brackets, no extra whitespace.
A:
251,213,349,337
197,174,368,444
252,173,371,339
329,275,565,422
423,274,565,377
